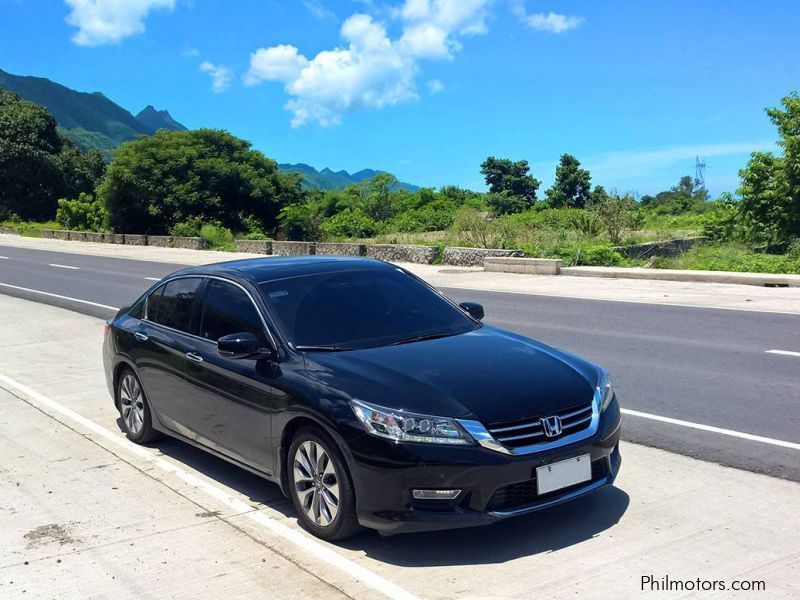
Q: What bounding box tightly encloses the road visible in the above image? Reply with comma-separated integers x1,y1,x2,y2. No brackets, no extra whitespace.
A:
1,243,799,481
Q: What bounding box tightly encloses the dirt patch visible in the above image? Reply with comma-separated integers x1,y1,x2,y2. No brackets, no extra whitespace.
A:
24,523,78,549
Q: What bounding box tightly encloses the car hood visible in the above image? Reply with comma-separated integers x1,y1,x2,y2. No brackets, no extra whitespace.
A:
303,325,599,425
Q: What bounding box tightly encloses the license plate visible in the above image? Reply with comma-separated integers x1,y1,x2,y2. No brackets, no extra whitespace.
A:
536,454,591,495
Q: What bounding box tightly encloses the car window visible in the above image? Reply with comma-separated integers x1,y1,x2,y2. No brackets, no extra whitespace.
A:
199,279,265,342
148,277,203,334
258,267,477,349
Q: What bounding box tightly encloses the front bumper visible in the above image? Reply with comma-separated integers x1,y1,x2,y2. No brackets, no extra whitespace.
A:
344,397,621,535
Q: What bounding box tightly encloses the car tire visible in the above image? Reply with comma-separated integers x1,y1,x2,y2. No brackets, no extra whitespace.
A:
288,426,363,541
116,367,161,444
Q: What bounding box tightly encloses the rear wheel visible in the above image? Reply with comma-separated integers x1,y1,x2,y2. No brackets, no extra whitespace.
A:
288,427,362,541
116,368,161,443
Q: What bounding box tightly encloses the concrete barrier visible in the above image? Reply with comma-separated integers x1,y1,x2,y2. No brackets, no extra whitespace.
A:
366,244,439,264
84,232,105,243
615,237,707,259
443,247,523,267
235,239,273,254
273,241,316,256
172,237,207,250
107,233,125,244
124,234,148,246
147,235,173,248
315,242,366,257
51,230,70,241
68,231,88,242
562,266,800,287
39,229,56,239
484,257,563,275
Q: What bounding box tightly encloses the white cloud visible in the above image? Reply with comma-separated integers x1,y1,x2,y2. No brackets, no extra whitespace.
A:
244,0,491,126
63,0,175,46
302,0,335,21
511,2,583,34
200,61,233,93
427,78,444,93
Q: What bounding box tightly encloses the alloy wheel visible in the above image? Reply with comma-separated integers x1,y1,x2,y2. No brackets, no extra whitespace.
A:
293,440,340,527
119,374,145,435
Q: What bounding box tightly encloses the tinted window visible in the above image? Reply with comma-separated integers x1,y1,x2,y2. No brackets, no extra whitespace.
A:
258,268,477,349
200,280,265,342
148,278,203,333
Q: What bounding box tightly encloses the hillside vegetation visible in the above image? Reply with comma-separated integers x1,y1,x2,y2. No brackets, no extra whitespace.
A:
1,87,799,274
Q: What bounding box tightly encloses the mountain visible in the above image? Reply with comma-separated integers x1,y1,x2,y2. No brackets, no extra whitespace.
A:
0,67,185,157
278,163,419,191
136,105,186,132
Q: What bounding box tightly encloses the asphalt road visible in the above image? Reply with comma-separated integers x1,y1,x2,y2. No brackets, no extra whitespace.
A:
1,244,799,481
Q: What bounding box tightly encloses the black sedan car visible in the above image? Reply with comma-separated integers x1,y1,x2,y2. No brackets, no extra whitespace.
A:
103,256,621,540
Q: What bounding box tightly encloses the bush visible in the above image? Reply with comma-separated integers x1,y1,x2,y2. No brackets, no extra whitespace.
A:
451,208,518,248
322,208,378,238
170,217,204,238
652,244,800,274
199,223,235,251
55,193,107,231
520,241,624,267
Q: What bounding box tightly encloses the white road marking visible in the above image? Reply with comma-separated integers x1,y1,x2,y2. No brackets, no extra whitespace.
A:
48,263,80,270
145,277,161,281
0,374,420,600
0,282,119,311
0,256,9,260
620,408,800,451
766,349,800,358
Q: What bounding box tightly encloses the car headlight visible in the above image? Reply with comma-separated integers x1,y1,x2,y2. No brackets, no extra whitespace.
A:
350,400,473,445
595,369,614,411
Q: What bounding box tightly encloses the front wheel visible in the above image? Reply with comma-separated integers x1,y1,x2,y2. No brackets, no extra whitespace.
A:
288,427,362,541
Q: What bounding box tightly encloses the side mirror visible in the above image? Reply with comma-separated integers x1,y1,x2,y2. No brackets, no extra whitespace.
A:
217,332,262,360
459,301,485,321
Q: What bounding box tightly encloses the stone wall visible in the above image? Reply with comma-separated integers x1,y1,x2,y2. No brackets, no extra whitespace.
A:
443,247,523,267
172,236,207,250
68,231,87,242
273,241,316,256
366,244,439,264
124,234,148,246
615,237,707,260
107,233,125,244
147,235,173,247
235,239,273,254
84,232,105,243
315,242,366,257
40,229,56,239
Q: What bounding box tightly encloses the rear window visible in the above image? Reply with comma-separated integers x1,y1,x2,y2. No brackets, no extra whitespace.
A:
148,277,203,334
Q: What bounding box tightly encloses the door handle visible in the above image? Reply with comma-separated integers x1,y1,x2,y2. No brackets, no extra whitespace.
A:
186,352,204,363
134,332,149,342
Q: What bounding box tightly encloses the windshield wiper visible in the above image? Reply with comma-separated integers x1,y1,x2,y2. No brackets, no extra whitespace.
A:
294,345,352,352
389,331,456,346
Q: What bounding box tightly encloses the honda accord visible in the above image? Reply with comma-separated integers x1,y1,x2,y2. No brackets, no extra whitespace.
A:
102,256,621,540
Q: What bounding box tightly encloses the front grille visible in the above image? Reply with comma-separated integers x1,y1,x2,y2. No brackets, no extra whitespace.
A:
486,459,608,512
487,401,594,448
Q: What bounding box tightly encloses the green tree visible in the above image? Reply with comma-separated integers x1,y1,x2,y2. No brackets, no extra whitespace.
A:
277,202,323,241
545,154,592,208
321,208,378,238
737,92,800,248
480,157,539,211
98,129,304,234
55,192,107,231
594,191,640,244
0,89,101,220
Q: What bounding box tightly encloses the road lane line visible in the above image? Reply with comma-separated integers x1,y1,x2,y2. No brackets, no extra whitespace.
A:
145,277,161,281
766,349,800,358
0,374,420,600
620,408,800,451
0,282,119,311
0,256,8,260
48,263,80,270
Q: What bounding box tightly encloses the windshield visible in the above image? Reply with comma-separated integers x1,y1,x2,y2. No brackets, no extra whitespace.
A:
258,267,478,350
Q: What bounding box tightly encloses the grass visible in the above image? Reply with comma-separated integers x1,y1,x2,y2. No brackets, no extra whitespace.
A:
0,220,61,237
650,244,800,274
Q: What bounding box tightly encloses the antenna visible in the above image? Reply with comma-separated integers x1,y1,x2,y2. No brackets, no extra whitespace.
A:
694,156,707,192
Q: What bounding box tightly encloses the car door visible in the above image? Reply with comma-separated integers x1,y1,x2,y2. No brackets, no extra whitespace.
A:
183,277,286,473
132,276,205,437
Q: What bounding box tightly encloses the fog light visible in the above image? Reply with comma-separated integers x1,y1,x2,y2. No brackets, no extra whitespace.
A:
412,489,461,500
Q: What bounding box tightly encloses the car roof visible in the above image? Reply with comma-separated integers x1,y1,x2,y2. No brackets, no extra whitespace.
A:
166,255,395,285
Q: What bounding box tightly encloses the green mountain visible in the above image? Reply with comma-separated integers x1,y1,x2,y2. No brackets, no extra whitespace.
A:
278,163,419,191
0,67,185,157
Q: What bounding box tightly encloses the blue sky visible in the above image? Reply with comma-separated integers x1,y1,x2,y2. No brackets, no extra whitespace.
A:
1,0,798,196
